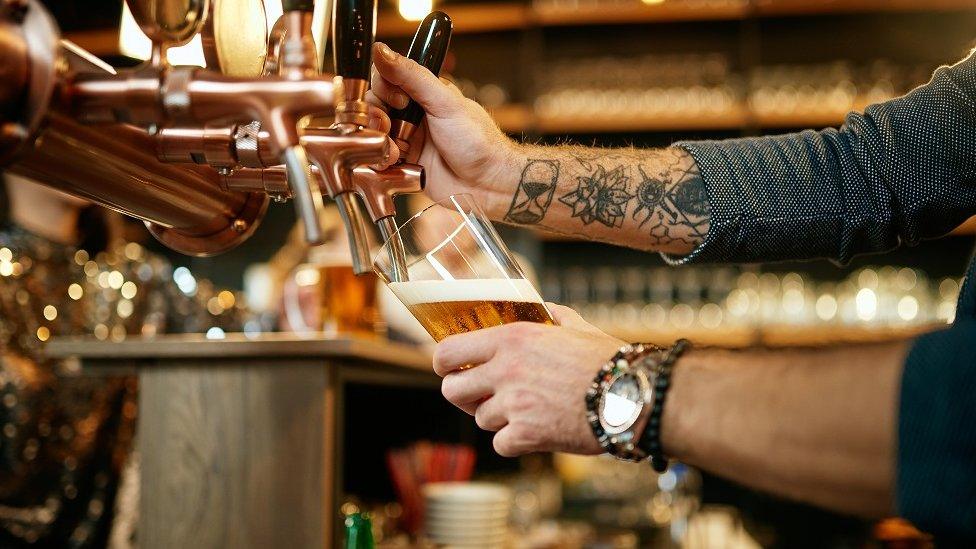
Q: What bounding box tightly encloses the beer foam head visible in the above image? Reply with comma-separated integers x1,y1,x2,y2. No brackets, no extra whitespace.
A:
387,278,544,307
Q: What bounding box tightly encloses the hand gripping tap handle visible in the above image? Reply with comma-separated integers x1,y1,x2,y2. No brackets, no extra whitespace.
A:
388,11,453,149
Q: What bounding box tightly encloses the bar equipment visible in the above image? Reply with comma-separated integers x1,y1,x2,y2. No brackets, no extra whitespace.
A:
0,0,451,273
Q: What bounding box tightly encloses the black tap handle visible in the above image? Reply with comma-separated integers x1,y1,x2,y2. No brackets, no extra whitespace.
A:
332,0,377,81
389,11,453,127
282,0,315,11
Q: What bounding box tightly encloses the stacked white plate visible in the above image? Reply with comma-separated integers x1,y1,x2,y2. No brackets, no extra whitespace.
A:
423,482,512,548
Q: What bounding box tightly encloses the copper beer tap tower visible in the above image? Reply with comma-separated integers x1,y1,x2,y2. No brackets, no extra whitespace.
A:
0,0,452,277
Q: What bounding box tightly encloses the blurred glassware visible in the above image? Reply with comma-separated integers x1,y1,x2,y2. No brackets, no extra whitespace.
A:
542,262,960,343
282,245,383,337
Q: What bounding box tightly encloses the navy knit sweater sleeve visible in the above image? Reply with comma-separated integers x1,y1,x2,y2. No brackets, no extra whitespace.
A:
672,51,976,541
671,51,976,266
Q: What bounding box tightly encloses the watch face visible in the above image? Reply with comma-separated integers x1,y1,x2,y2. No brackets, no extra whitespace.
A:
601,373,645,434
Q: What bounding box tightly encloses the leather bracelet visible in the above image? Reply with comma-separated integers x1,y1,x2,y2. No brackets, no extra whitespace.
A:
638,339,690,472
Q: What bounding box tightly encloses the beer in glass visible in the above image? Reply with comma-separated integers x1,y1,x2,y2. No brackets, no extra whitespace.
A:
374,194,552,342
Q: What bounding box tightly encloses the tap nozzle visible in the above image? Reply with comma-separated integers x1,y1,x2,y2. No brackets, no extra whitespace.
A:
334,192,373,274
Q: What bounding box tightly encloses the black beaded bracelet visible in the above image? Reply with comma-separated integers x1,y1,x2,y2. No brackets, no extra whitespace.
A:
638,339,690,473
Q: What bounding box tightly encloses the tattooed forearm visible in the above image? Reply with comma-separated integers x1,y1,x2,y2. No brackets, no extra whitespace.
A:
501,145,710,255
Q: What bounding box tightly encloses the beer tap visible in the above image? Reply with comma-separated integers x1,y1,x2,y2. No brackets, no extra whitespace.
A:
353,11,453,282
1,0,273,256
300,0,387,275
66,0,333,245
210,11,452,280
213,11,452,281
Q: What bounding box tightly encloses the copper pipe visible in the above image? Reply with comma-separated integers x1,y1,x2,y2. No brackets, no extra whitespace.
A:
221,161,424,222
8,113,267,256
156,123,281,169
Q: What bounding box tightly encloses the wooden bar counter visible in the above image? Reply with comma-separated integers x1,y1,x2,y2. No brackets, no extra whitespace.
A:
46,334,436,549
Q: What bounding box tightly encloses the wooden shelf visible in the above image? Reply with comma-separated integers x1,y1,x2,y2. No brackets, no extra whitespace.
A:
490,102,861,134
754,0,976,17
751,109,851,129
533,2,748,26
488,103,534,133
380,0,976,37
69,0,976,55
602,321,942,348
378,3,529,38
536,107,750,133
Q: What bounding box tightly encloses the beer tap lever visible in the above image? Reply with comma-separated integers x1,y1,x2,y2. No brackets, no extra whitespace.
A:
388,11,453,157
332,0,375,127
371,10,453,237
370,11,453,282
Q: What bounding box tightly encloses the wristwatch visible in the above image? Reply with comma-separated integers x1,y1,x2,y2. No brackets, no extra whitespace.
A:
585,344,662,462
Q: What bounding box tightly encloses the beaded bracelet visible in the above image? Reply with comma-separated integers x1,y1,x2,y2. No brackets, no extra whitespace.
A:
638,339,690,472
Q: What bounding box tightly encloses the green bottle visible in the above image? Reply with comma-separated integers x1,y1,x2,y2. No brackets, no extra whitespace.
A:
344,513,375,549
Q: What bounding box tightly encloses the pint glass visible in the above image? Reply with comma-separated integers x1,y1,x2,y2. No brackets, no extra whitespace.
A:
373,194,553,341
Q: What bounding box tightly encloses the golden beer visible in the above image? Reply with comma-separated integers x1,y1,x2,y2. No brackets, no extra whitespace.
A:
388,279,553,341
288,264,382,336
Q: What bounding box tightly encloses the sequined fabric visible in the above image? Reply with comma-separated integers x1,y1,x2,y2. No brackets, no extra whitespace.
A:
0,224,244,547
674,51,976,541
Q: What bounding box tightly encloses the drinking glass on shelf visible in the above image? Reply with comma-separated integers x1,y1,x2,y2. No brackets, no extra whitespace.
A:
282,246,382,337
374,194,553,342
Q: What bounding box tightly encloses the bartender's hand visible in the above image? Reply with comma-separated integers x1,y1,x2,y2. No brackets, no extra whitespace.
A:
433,304,623,457
368,42,519,209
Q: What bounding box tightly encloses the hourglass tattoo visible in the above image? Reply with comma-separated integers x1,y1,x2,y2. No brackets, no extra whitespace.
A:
504,160,561,224
633,157,711,247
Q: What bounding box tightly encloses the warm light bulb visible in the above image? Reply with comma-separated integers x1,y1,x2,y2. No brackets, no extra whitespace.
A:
855,288,877,321
119,2,206,66
398,0,433,21
641,0,666,5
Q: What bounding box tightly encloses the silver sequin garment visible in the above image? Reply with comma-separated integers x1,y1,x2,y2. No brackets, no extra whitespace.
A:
0,225,244,547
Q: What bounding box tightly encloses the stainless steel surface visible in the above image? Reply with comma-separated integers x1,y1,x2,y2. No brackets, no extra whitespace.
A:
335,192,373,274
283,144,325,244
377,215,408,282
